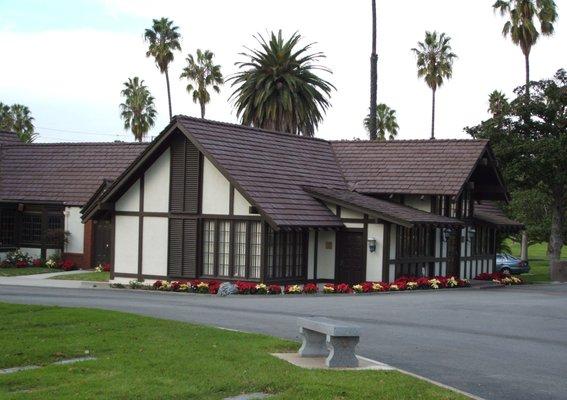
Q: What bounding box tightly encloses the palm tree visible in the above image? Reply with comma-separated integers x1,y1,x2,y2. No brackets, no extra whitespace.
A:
412,31,457,140
144,17,181,120
180,49,223,119
493,0,557,95
0,103,36,142
368,0,378,140
229,30,335,136
119,77,157,142
488,90,510,117
364,104,399,140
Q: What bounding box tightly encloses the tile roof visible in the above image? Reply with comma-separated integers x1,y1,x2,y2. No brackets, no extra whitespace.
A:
331,139,489,196
177,116,346,228
474,201,524,230
0,131,21,145
0,142,147,206
304,186,464,227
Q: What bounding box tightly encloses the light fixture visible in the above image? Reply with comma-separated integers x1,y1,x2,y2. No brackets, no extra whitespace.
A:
367,237,377,253
442,228,452,242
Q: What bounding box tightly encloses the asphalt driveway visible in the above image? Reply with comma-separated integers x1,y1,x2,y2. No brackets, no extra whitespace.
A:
0,283,566,400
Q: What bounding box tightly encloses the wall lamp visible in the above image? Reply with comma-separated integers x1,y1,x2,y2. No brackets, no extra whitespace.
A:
368,237,377,253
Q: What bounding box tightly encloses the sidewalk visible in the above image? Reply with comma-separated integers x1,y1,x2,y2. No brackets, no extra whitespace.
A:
0,270,107,289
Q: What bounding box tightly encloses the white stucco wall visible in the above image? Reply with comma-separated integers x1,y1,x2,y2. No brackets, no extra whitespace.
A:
202,157,230,215
234,189,257,215
404,195,431,212
64,207,84,254
317,230,336,279
116,180,140,212
366,223,384,282
114,215,139,274
341,208,364,219
141,217,168,276
144,149,170,212
325,202,337,215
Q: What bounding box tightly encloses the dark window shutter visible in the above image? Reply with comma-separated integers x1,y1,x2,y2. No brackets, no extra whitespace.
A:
182,219,197,277
168,219,183,276
169,134,200,214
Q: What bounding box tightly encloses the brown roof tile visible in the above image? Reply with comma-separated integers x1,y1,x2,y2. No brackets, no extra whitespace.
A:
304,186,464,227
0,131,21,145
474,201,523,230
331,139,488,196
0,142,147,205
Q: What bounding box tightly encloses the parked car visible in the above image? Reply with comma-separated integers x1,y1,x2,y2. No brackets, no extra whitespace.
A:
496,253,530,275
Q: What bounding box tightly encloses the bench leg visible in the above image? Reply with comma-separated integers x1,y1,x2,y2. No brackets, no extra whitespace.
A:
326,336,359,368
298,327,328,357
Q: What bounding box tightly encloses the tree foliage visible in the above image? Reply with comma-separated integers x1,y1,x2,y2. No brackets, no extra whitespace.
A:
144,17,181,119
363,103,399,140
466,69,567,259
0,102,37,143
412,31,457,139
119,77,157,142
180,49,223,119
229,30,334,136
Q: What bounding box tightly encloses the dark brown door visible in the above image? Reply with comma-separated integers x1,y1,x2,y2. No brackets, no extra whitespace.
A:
446,228,461,277
93,220,112,266
336,230,365,284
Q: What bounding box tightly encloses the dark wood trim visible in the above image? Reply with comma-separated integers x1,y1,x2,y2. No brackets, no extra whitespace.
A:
313,230,319,280
382,222,390,282
229,184,235,216
137,175,144,281
115,211,262,220
259,220,266,282
110,212,116,280
362,216,368,282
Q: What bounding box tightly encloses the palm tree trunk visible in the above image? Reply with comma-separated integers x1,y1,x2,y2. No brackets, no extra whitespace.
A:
430,88,436,140
165,68,173,119
369,0,378,140
200,101,206,119
524,52,530,96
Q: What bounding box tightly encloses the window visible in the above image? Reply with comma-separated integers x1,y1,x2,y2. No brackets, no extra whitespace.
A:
471,226,494,256
21,213,42,244
249,222,262,279
218,221,231,276
233,222,247,277
0,209,16,247
202,220,216,275
46,214,64,246
266,228,306,279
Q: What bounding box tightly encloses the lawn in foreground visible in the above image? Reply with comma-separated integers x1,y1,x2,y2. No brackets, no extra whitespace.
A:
0,303,467,400
50,271,109,282
0,267,60,277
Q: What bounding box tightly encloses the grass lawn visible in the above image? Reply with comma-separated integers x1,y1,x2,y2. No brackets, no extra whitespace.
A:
0,267,61,277
50,271,109,282
0,303,467,400
507,241,567,283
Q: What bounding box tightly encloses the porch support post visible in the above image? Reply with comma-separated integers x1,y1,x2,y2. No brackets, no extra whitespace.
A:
382,223,390,282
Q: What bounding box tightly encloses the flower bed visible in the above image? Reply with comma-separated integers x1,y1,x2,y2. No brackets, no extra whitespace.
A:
111,275,470,295
0,249,75,271
474,272,523,285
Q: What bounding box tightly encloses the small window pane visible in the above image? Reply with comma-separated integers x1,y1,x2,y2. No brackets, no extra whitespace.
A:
218,221,231,276
21,213,41,243
249,222,262,279
202,220,216,275
234,222,247,277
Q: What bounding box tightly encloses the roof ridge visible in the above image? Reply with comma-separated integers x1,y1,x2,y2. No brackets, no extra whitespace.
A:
1,141,148,147
330,138,488,144
174,114,331,143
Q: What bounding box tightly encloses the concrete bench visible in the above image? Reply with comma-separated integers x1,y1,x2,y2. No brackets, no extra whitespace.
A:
297,317,360,368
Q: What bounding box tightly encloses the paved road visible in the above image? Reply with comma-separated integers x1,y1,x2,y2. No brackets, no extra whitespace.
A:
0,284,566,400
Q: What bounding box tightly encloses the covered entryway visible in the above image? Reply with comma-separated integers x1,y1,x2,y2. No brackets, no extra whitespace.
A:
336,230,365,284
93,219,112,266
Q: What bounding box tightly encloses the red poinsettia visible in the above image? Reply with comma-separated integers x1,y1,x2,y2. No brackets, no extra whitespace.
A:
303,283,318,294
267,284,282,295
335,283,352,293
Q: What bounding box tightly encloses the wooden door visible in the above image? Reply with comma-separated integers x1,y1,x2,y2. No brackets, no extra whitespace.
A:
93,220,112,266
336,230,365,284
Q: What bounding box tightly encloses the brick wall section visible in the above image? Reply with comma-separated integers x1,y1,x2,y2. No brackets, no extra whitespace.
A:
62,221,93,268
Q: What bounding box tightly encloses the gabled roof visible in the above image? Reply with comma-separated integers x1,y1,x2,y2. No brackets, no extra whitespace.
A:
474,201,524,231
176,116,346,228
0,131,21,145
90,116,512,229
331,139,490,196
0,142,147,206
304,186,464,228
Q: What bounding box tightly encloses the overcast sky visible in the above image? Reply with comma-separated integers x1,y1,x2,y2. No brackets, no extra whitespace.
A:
0,0,565,143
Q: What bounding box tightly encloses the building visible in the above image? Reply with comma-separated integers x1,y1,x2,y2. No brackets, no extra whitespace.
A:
0,131,147,266
83,116,523,284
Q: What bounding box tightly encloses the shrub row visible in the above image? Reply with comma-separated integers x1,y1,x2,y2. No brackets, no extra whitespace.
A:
0,249,76,271
112,275,470,295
